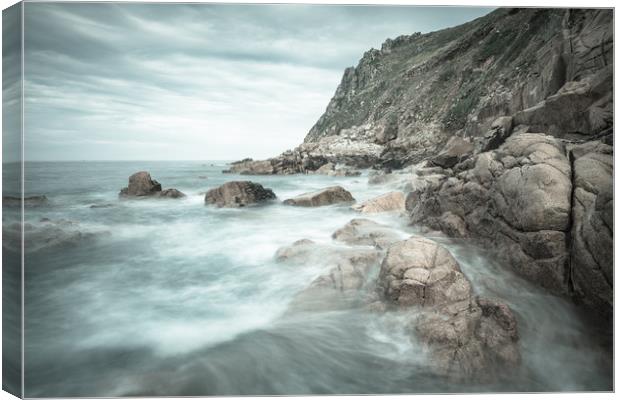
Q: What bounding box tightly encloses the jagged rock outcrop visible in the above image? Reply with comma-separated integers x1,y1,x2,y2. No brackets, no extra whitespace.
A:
283,186,354,207
119,171,185,199
377,236,520,381
407,133,613,318
204,181,276,208
351,191,405,214
409,133,573,294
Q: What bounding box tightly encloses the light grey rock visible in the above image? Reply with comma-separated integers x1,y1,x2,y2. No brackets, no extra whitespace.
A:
283,186,354,207
570,144,613,318
332,218,404,250
352,192,405,214
205,181,276,208
410,133,572,294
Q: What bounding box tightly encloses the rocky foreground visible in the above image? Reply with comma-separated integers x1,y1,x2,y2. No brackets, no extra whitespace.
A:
225,7,614,320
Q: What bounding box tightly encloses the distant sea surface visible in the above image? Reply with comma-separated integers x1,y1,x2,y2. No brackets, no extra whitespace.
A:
2,161,612,396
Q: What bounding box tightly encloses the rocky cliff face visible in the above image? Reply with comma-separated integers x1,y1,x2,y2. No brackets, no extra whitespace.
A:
229,8,612,174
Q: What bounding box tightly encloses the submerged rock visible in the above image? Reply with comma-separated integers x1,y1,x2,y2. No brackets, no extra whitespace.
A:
3,219,108,253
331,218,404,250
3,195,48,207
276,238,382,312
352,191,405,214
283,186,354,207
157,188,186,199
205,181,276,208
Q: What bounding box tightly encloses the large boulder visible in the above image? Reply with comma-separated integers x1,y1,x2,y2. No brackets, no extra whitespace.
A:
409,133,573,294
204,181,276,208
377,237,472,308
283,186,354,207
377,236,520,381
332,218,404,250
351,192,405,214
120,171,162,197
569,143,613,318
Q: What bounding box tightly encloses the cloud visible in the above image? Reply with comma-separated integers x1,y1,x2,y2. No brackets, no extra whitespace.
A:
20,3,494,161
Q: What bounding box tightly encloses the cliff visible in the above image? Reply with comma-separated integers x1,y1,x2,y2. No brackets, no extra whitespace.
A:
228,7,612,174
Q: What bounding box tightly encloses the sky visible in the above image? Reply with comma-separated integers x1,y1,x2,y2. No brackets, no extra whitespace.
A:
13,3,494,161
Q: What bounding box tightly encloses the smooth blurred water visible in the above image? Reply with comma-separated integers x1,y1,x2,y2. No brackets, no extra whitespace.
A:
10,161,612,396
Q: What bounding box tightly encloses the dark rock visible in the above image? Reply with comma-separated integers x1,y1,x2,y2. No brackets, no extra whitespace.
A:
157,189,186,199
3,195,48,207
204,181,276,208
431,137,474,168
89,203,114,209
474,116,514,153
120,171,162,197
283,186,354,207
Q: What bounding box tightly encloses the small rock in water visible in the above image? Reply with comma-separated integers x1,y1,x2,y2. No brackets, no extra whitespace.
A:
90,203,114,209
119,171,184,199
204,181,276,208
283,186,354,207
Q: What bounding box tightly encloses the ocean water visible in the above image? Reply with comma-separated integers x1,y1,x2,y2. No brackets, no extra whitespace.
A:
3,161,612,396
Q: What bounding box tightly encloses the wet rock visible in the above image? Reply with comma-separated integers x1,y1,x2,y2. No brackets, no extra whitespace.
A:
351,192,405,214
3,219,108,253
414,296,520,381
3,195,48,207
119,171,162,197
204,181,276,208
157,188,186,199
569,144,613,318
283,186,354,207
276,238,382,313
89,203,114,209
332,218,404,250
377,236,520,381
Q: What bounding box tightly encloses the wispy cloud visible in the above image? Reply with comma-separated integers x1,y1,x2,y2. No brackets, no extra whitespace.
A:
21,3,493,161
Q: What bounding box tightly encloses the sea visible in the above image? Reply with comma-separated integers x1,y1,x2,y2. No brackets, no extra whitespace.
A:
1,161,613,396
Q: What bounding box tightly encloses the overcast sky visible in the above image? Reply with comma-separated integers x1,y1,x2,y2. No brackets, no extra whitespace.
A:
20,3,494,161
